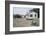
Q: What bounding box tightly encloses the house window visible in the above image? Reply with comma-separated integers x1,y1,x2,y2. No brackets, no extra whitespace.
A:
35,14,36,17
30,14,33,17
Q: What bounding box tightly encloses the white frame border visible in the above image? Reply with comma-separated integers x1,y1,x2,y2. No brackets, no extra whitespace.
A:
10,4,43,31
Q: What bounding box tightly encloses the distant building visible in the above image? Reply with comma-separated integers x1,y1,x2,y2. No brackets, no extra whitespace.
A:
25,10,38,19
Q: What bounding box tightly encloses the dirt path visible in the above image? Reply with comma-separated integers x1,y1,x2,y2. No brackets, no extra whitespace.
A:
13,18,32,27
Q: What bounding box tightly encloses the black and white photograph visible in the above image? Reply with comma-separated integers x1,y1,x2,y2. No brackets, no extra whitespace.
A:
13,7,39,27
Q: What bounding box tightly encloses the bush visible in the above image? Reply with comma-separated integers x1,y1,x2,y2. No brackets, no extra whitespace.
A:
13,14,22,18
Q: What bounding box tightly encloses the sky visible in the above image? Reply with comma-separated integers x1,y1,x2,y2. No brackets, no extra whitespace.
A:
13,7,32,15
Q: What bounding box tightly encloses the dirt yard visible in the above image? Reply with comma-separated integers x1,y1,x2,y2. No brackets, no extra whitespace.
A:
13,18,39,27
